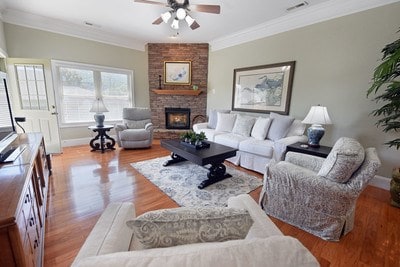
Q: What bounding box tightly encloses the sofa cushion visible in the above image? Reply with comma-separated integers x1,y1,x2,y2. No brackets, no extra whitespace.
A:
74,236,319,267
251,117,273,140
126,207,253,249
215,113,237,132
286,119,306,137
317,137,365,183
208,109,230,129
214,133,248,149
125,119,151,129
239,139,274,158
120,129,151,141
267,113,295,141
232,114,256,137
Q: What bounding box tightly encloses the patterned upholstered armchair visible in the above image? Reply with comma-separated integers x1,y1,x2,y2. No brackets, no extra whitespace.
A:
259,137,381,241
115,108,154,149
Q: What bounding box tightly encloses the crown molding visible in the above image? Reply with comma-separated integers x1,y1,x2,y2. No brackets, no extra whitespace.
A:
209,0,400,51
1,9,147,51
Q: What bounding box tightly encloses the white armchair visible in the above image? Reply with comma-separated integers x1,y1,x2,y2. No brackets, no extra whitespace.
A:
115,108,154,149
260,137,381,241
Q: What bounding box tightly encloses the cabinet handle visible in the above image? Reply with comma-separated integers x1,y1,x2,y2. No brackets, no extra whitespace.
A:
34,239,38,249
25,194,30,203
29,217,35,226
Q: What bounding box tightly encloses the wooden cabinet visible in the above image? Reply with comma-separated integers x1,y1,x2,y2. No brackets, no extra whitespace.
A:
0,133,51,267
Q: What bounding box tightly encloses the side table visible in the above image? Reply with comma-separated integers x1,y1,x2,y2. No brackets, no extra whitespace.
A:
286,142,332,158
88,125,116,153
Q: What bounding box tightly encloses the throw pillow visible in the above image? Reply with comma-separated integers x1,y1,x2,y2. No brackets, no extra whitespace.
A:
251,117,273,140
126,207,253,249
317,137,365,183
215,113,237,132
208,109,230,129
267,112,295,141
232,114,256,137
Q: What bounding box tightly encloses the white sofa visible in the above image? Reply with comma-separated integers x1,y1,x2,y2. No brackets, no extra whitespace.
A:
72,194,319,267
193,110,307,173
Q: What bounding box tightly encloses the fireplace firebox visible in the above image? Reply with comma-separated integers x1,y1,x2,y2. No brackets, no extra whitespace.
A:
165,108,191,129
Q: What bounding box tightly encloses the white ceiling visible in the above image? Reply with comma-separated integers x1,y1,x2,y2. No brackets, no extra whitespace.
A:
0,0,398,51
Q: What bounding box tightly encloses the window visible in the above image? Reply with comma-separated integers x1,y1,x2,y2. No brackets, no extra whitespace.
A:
15,64,49,110
52,60,133,126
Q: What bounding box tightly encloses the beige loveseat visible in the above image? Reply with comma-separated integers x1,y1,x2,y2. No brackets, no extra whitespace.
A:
193,110,307,173
72,194,319,267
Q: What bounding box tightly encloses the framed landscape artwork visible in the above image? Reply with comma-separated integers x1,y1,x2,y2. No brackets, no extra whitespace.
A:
232,61,296,114
164,61,192,85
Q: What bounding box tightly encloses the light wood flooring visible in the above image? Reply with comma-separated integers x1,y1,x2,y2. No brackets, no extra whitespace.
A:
44,140,400,266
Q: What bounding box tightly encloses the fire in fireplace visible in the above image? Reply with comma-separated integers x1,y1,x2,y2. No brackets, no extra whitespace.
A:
165,108,191,129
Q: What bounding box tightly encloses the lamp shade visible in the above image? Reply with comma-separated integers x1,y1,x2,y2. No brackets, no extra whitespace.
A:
161,11,172,23
90,98,109,113
302,105,332,125
185,15,195,26
171,18,179,30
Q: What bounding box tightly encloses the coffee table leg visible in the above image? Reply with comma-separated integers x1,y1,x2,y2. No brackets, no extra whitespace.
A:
163,152,187,166
198,162,232,189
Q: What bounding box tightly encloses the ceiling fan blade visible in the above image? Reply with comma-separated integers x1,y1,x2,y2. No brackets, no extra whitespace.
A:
134,0,167,7
190,4,220,14
152,17,163,24
190,21,200,30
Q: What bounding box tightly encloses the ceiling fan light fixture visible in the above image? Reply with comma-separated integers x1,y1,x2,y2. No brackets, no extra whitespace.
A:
171,18,180,30
185,15,195,26
176,8,186,20
161,11,172,23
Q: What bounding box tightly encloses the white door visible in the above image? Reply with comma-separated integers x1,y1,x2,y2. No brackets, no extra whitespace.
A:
6,58,62,154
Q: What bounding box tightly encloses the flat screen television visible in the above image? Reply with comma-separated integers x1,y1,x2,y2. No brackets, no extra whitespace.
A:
0,71,18,162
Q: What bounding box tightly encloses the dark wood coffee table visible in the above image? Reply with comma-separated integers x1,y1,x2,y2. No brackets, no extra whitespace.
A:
160,139,238,189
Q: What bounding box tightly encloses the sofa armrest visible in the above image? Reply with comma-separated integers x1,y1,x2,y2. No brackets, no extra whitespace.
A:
228,194,282,239
285,151,325,173
72,202,136,266
145,122,154,131
193,122,209,132
272,135,308,161
115,123,128,132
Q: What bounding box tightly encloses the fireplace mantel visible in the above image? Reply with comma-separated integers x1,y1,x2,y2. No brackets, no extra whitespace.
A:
152,89,203,96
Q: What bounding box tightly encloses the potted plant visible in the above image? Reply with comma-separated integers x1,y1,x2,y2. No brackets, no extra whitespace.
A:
367,29,400,207
180,130,208,148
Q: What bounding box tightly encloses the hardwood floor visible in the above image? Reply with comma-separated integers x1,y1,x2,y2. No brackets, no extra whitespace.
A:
44,140,400,267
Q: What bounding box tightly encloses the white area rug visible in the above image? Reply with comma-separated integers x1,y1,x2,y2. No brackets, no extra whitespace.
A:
131,156,262,207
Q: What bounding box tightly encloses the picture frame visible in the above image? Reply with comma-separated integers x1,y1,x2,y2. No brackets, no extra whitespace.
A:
232,61,295,114
164,61,192,85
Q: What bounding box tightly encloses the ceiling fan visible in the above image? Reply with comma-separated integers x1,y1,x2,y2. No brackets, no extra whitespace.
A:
134,0,221,30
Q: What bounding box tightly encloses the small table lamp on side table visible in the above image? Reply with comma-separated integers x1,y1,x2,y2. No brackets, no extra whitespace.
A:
90,98,109,127
302,105,332,148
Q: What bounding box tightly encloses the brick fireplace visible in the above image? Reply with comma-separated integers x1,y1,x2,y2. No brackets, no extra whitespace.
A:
148,43,208,139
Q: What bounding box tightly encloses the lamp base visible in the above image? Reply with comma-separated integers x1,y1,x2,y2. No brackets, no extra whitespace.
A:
307,124,325,148
94,113,105,127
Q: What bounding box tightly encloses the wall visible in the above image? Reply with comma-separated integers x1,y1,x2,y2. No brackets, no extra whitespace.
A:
208,2,400,178
148,43,208,138
3,23,148,141
0,20,7,58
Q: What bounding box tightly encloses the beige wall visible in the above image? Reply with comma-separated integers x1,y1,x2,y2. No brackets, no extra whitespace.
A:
3,23,148,141
208,2,400,177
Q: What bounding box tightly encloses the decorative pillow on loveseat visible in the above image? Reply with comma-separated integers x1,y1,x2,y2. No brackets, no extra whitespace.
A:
267,113,295,141
232,114,256,137
126,207,253,249
317,137,365,183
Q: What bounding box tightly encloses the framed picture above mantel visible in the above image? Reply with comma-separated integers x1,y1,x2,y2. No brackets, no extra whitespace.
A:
164,61,192,85
232,61,295,115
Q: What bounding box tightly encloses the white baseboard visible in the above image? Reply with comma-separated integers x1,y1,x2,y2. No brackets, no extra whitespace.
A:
369,175,390,191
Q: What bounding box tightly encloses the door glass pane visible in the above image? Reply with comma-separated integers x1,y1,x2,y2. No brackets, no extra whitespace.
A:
15,64,49,110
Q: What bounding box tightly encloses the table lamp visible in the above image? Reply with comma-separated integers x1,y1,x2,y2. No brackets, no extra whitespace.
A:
90,98,109,127
302,105,332,147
